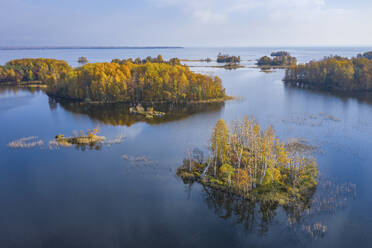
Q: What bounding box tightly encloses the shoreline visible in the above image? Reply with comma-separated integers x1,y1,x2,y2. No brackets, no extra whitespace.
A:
283,80,372,93
177,168,315,205
47,94,235,105
0,81,46,87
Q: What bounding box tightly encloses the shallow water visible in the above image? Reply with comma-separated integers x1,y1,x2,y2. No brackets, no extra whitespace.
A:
0,47,372,247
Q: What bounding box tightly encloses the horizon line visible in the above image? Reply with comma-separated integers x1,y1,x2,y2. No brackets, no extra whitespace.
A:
1,45,372,51
0,46,185,51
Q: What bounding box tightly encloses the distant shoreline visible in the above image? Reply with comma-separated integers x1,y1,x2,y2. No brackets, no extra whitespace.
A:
0,46,184,51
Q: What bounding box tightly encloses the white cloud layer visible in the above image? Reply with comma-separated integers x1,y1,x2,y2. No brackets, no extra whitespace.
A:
150,0,372,46
0,0,371,46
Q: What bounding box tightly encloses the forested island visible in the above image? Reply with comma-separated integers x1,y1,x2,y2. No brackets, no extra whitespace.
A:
54,128,105,147
0,57,229,104
217,53,241,63
257,51,297,67
215,53,243,69
284,54,372,91
78,56,88,64
177,117,318,204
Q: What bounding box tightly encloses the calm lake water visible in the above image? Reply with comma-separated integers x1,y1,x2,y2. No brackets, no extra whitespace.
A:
0,47,372,247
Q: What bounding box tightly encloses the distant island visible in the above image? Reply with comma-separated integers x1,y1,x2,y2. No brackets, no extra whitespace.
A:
217,53,241,63
78,56,88,64
0,57,229,104
177,117,318,204
215,53,243,69
257,51,297,67
284,52,372,91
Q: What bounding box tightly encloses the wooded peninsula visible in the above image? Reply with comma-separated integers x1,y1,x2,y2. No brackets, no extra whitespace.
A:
0,57,228,103
284,53,372,91
177,117,318,204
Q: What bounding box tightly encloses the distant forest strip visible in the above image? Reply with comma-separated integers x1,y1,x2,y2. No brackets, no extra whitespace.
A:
284,53,372,91
0,46,184,50
0,57,227,103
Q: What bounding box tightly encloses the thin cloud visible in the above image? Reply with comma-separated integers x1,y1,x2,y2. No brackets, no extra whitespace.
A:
0,0,371,46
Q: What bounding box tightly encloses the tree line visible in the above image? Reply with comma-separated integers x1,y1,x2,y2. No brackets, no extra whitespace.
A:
111,55,181,66
177,117,318,200
48,59,226,103
0,57,227,103
0,58,71,84
284,55,372,91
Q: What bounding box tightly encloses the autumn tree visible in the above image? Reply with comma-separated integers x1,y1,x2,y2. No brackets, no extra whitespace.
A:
0,57,227,104
177,117,318,199
257,52,297,66
211,119,229,176
284,55,372,91
217,53,241,63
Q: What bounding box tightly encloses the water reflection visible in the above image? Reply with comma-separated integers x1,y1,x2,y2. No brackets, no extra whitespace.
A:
196,184,314,235
48,139,104,151
0,85,46,95
284,83,372,106
183,177,355,239
51,99,225,126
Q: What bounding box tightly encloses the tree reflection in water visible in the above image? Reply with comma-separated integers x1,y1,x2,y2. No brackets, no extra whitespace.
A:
49,98,225,127
184,177,355,239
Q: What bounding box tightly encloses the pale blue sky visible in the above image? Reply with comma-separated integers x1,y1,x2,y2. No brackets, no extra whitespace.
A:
1,0,371,46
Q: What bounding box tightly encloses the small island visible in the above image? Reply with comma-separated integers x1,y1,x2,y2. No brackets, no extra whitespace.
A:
129,105,165,119
257,51,297,68
177,117,318,204
216,53,241,63
284,53,372,91
215,53,242,69
78,56,88,64
54,128,105,147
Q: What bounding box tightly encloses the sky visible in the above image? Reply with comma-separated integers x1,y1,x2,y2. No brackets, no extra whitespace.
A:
0,0,371,47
